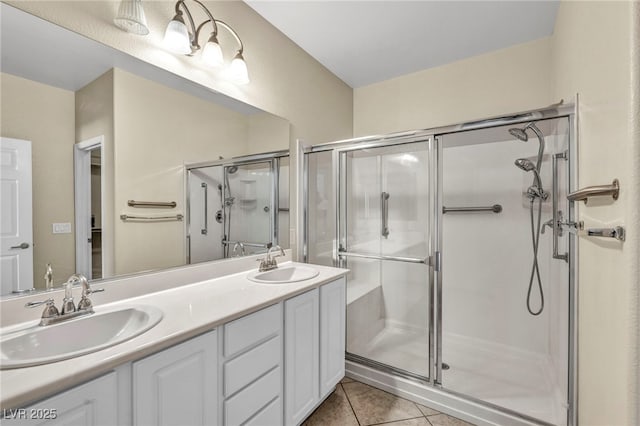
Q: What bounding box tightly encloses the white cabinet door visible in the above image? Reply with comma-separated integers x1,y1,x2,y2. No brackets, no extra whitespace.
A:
133,330,218,426
11,372,119,426
320,277,346,397
284,288,319,426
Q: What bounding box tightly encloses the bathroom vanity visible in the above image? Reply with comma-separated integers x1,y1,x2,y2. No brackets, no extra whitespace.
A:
0,258,347,425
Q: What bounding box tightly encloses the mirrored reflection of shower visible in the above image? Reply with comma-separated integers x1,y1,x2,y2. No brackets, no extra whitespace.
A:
510,122,547,316
186,152,290,264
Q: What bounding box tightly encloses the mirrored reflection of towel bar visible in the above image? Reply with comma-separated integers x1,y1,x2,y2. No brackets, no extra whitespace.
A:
127,200,177,208
120,214,183,222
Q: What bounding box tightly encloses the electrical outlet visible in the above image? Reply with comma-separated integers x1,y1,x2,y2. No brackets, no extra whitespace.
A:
52,223,72,234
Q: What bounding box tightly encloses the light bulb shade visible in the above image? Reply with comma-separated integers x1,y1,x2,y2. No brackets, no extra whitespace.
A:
164,17,191,55
201,35,223,68
114,0,149,35
229,53,249,84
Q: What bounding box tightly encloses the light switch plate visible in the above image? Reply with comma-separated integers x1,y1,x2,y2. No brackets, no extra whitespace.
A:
52,223,72,234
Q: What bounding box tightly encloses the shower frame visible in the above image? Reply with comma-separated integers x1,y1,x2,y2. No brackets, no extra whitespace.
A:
302,103,578,426
185,149,288,263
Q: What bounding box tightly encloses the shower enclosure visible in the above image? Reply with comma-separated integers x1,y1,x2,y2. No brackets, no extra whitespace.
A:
186,151,289,263
304,108,575,426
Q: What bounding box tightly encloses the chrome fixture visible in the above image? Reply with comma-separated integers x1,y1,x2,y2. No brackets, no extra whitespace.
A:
232,241,246,257
113,0,149,35
120,214,184,221
25,274,104,326
127,200,177,208
510,124,547,316
201,182,208,235
567,179,619,204
257,244,285,272
163,0,249,84
222,164,239,257
443,204,502,214
509,122,545,173
338,250,428,265
586,226,625,241
44,263,53,290
381,192,390,238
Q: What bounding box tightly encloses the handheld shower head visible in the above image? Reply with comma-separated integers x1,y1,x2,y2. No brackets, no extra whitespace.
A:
509,122,545,172
514,158,536,172
515,158,545,198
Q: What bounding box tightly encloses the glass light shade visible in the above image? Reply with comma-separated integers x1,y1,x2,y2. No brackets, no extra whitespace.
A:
114,0,149,35
201,36,223,68
228,53,249,85
163,19,191,55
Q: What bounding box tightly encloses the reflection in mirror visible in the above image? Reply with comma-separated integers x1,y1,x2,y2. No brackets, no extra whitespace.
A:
0,4,290,297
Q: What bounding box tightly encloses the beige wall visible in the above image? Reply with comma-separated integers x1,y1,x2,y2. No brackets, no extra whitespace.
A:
0,73,76,288
76,70,116,277
552,2,639,424
353,38,553,136
248,112,290,154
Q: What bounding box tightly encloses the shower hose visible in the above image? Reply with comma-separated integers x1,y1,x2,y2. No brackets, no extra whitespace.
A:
527,197,545,315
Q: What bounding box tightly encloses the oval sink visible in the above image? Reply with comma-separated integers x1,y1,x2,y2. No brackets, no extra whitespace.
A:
0,305,163,369
247,266,319,284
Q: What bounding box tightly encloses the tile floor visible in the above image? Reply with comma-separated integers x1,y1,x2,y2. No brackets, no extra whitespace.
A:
303,377,476,426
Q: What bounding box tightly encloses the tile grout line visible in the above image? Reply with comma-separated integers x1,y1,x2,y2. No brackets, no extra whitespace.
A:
340,382,362,426
366,415,429,426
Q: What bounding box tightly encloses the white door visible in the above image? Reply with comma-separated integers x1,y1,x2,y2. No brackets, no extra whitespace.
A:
0,137,34,295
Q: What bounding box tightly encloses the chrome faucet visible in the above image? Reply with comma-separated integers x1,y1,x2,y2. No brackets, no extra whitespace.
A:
25,274,104,326
232,241,246,257
257,244,285,272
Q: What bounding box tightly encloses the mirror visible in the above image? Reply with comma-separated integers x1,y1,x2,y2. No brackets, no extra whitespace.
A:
0,4,290,296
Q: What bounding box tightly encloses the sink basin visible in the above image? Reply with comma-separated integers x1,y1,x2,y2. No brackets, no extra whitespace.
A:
0,305,163,369
247,266,319,284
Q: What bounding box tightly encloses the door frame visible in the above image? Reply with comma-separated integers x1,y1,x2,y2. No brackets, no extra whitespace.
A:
74,136,104,279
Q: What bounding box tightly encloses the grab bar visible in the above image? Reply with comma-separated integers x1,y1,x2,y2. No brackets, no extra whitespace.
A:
567,179,619,204
586,226,625,241
120,214,183,221
127,200,177,208
338,251,428,264
443,204,502,214
201,183,208,235
221,239,271,249
552,152,568,262
381,192,390,238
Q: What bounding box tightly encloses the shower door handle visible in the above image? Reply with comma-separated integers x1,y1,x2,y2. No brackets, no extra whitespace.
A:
552,152,568,262
381,192,390,238
201,182,208,235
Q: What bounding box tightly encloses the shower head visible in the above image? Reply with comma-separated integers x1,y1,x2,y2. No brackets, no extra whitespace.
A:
509,128,529,142
226,165,238,174
515,158,545,197
514,158,536,172
509,122,545,173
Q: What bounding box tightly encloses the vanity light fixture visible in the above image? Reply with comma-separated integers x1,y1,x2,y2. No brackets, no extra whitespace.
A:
163,0,249,84
113,0,149,36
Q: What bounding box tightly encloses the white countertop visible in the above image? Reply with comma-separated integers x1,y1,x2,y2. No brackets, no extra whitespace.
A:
0,261,347,410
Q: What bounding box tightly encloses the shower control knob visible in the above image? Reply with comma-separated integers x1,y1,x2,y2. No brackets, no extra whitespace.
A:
263,206,270,212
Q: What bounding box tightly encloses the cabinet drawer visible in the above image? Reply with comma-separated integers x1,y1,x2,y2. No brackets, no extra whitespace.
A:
224,366,281,425
224,334,281,397
244,397,282,426
224,303,281,357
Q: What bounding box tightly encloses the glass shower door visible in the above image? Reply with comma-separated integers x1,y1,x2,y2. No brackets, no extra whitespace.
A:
339,140,432,380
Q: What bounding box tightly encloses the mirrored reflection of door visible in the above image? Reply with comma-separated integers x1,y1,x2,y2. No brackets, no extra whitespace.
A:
339,141,431,380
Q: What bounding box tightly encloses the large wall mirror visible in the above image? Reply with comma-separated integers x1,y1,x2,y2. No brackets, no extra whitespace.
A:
0,3,290,297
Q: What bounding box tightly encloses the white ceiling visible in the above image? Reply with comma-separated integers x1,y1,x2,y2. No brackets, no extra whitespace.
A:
245,1,560,88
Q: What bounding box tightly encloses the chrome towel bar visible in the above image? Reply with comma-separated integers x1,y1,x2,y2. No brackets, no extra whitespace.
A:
221,240,271,248
127,200,177,208
443,204,502,214
567,179,619,204
120,214,183,221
